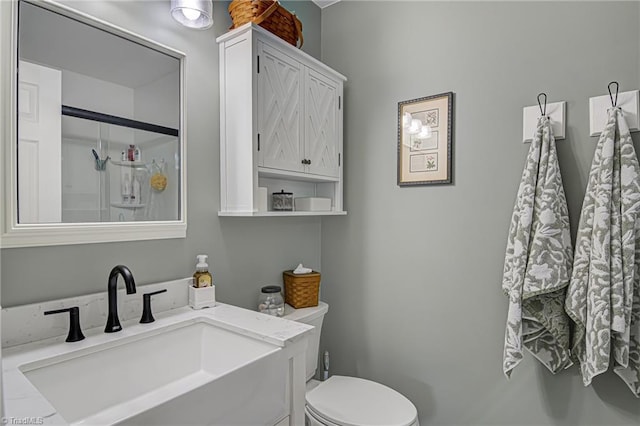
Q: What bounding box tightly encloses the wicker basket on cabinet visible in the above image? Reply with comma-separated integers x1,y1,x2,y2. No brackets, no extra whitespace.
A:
283,270,320,308
228,0,303,48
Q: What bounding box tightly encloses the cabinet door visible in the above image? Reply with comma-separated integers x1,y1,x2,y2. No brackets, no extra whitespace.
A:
258,42,304,173
304,69,340,178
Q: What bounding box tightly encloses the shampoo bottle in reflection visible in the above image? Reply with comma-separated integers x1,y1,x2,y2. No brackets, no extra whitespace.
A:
122,173,130,203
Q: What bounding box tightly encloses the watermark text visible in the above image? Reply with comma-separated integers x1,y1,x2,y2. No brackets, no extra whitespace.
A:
1,417,45,425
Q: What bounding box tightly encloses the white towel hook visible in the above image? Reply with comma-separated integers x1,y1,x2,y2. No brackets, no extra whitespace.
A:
537,93,547,117
608,81,619,107
523,98,566,142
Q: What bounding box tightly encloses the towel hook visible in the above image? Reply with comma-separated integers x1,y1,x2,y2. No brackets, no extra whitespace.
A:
537,93,547,117
608,81,619,107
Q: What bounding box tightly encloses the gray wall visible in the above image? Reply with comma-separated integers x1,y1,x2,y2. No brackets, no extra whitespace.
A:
320,1,640,425
0,0,323,308
280,0,321,59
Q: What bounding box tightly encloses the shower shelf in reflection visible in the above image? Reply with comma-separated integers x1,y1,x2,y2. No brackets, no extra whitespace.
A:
110,203,147,209
111,160,148,169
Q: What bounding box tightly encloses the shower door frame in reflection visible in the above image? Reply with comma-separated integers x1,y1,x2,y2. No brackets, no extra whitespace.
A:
1,0,187,248
59,107,180,224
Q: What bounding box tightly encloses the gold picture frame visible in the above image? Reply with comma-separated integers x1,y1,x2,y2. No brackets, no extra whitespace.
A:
397,92,454,186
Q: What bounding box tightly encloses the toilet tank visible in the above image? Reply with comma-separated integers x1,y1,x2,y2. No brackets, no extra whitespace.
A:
283,302,328,381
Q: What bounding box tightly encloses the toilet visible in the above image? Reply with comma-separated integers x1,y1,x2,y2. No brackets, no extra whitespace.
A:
283,302,419,426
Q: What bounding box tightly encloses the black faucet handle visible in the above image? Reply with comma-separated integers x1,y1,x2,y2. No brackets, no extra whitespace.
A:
44,306,85,342
140,289,167,323
145,289,168,298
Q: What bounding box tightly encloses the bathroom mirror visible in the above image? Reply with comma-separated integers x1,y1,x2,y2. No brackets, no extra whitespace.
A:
1,0,187,247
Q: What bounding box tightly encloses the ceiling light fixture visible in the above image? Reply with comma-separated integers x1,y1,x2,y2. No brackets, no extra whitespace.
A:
402,112,434,146
171,0,213,30
408,118,422,135
402,112,412,129
417,125,432,140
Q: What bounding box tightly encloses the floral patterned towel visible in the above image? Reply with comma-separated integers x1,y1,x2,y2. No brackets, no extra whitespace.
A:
503,116,574,378
565,108,640,397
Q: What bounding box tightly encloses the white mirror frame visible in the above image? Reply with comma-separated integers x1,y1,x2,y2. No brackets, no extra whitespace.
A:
1,0,187,248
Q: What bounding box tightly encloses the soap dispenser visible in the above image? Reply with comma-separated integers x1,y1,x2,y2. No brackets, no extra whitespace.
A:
189,254,215,309
193,254,212,288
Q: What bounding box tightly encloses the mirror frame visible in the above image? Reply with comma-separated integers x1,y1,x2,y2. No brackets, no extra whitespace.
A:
1,0,187,248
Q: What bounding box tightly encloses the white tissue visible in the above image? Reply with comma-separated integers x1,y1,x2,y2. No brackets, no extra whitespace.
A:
293,263,313,274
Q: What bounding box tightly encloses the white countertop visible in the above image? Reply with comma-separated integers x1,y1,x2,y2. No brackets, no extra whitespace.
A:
3,303,313,425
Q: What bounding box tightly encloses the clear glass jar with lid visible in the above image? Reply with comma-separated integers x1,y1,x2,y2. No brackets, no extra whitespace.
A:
258,285,284,317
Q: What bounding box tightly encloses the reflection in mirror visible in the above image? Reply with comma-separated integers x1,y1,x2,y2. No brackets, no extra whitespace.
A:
18,1,181,224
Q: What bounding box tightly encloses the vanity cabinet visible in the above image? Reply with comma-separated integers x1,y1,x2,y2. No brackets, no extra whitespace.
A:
217,23,346,216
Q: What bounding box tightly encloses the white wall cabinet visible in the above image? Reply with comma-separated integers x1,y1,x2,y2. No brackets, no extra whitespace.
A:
217,23,346,216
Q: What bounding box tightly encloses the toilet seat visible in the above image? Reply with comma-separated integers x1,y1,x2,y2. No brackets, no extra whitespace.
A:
305,376,418,426
306,406,342,426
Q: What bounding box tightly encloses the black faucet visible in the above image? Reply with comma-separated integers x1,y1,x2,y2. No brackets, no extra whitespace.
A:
105,265,136,333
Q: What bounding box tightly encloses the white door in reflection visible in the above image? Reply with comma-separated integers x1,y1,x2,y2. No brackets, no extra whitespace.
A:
18,60,62,223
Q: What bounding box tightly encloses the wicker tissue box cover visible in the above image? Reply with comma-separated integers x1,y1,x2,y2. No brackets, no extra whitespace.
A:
283,270,320,308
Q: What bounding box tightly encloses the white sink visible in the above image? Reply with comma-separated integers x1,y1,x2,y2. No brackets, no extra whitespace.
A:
18,318,287,425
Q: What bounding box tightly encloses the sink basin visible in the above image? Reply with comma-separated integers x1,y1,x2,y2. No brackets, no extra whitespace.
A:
19,318,287,425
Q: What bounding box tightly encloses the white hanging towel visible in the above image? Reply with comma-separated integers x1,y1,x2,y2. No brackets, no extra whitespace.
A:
565,107,640,397
502,116,574,377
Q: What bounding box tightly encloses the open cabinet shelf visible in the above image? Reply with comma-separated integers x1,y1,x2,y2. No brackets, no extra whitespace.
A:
111,203,147,209
218,210,347,217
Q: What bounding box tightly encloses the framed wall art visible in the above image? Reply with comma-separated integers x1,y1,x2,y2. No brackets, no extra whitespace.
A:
397,92,454,186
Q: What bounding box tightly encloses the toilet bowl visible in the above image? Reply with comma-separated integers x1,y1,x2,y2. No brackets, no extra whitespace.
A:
283,303,419,426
